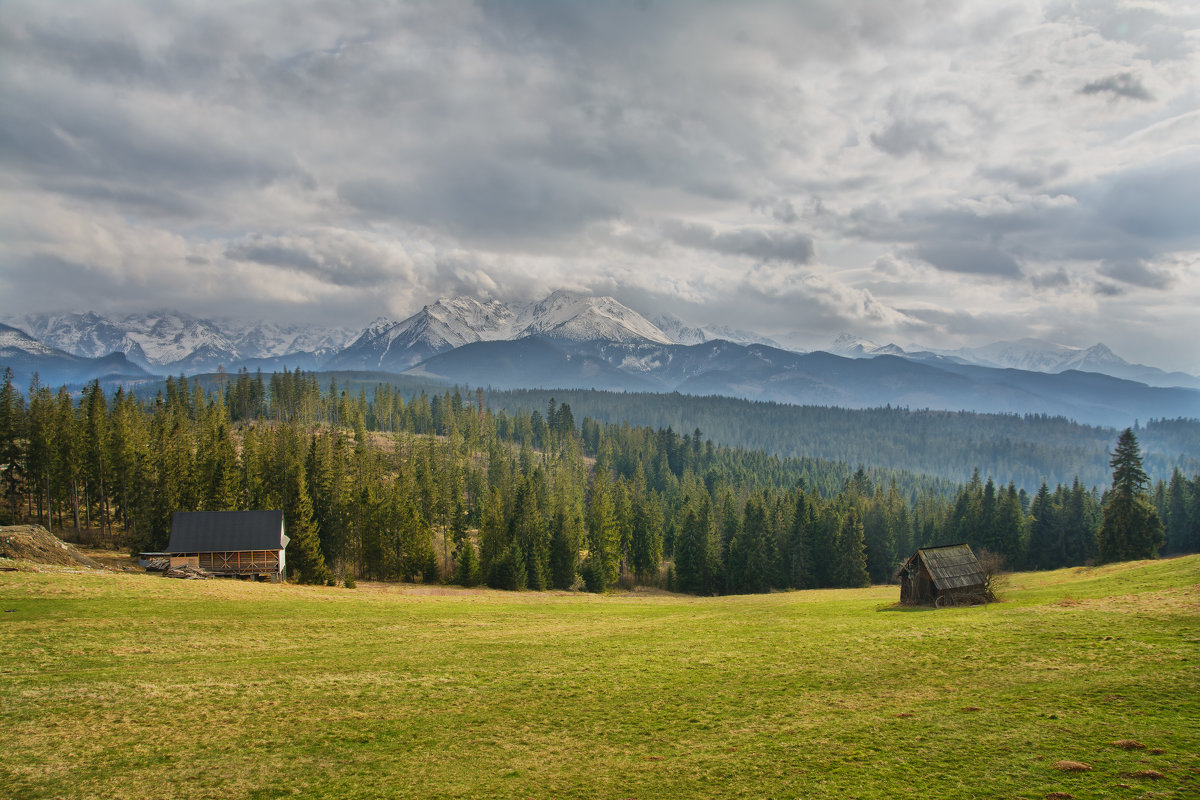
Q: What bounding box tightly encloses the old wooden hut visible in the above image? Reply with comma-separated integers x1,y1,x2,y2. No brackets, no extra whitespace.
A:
165,511,289,581
897,543,990,606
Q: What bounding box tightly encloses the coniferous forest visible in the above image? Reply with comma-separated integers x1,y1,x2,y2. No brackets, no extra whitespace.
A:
1,367,1197,592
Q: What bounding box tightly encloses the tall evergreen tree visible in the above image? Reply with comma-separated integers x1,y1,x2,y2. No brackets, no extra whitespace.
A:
1163,470,1191,554
831,507,870,588
0,368,27,523
1026,482,1060,569
1099,428,1164,563
283,449,330,584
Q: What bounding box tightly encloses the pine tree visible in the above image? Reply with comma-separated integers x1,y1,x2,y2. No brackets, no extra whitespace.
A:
452,537,481,587
1099,428,1164,563
1163,470,1190,554
674,487,722,595
0,368,27,523
549,495,581,589
831,507,870,588
778,487,814,589
1026,482,1061,569
283,451,330,584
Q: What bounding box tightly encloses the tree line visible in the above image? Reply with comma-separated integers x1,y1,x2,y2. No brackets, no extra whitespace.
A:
0,367,1196,593
480,387,1200,491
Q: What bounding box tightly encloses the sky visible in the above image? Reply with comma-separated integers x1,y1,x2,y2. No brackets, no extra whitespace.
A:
1,0,1198,372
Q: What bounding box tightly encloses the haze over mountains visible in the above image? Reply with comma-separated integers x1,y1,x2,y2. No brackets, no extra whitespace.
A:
4,291,1199,428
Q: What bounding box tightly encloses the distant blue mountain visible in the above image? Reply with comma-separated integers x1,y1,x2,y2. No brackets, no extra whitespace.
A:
404,337,1200,428
0,323,155,388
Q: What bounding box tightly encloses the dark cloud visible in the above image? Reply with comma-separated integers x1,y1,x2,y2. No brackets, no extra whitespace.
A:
225,232,412,288
664,221,814,264
1094,157,1200,241
339,159,618,243
911,242,1023,277
871,117,949,158
1098,259,1171,289
1030,267,1071,290
226,242,321,273
977,161,1070,190
1080,72,1154,101
752,196,800,224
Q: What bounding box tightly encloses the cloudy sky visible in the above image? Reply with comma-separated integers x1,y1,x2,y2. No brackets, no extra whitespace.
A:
2,0,1198,371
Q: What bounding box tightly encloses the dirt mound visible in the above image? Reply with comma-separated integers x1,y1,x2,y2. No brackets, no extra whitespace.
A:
0,525,105,569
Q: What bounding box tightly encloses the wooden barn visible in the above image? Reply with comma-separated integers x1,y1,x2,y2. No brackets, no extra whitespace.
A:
897,543,991,606
165,511,289,581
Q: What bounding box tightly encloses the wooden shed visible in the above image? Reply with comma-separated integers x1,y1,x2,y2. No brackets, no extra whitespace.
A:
166,511,289,581
897,543,991,606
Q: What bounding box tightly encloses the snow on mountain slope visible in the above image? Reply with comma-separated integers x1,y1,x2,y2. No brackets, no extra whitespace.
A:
517,291,672,344
14,311,355,371
335,291,673,371
17,311,237,367
215,318,357,359
648,312,783,348
827,333,896,358
0,322,59,357
649,313,708,345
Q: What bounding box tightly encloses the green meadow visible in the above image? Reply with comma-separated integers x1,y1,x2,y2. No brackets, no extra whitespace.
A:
1,557,1197,800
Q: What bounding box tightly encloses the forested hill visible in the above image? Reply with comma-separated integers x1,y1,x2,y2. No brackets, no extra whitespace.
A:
152,371,1200,492
481,388,1200,492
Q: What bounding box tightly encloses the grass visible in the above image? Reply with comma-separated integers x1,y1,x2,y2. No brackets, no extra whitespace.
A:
1,557,1197,799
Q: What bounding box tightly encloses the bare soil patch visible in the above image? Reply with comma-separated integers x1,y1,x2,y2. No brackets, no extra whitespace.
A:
1052,761,1092,773
1110,739,1146,751
1120,770,1165,780
0,525,104,569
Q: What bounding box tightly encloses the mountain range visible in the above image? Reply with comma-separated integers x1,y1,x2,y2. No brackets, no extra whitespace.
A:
3,291,1198,427
826,334,1200,390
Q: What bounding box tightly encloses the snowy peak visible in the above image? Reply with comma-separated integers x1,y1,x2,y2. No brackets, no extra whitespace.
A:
332,291,672,371
10,311,354,372
424,297,517,342
648,312,783,348
0,322,60,357
649,312,708,345
828,333,892,358
517,291,673,345
946,338,1136,375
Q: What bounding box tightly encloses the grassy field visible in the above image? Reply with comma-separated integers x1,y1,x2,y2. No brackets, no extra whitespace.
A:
1,557,1197,799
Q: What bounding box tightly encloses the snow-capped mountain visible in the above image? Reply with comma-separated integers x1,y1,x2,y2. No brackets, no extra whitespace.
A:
15,311,238,368
649,313,707,346
517,291,672,344
11,311,355,373
820,333,1200,389
649,312,784,348
0,322,60,358
333,291,672,372
7,296,1197,396
215,318,357,360
0,322,153,386
826,333,902,358
939,338,1200,389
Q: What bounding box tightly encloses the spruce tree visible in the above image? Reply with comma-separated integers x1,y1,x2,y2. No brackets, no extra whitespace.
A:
0,368,26,523
1099,428,1164,563
284,453,330,584
832,508,870,588
1026,482,1060,569
452,538,481,587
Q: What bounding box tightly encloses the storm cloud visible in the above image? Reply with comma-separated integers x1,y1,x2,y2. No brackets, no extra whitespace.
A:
0,0,1197,373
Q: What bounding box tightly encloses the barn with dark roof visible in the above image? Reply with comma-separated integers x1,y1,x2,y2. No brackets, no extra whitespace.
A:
897,543,992,606
166,511,289,581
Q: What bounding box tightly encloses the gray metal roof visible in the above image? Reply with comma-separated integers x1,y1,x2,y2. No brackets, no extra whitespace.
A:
167,511,288,553
911,543,986,590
